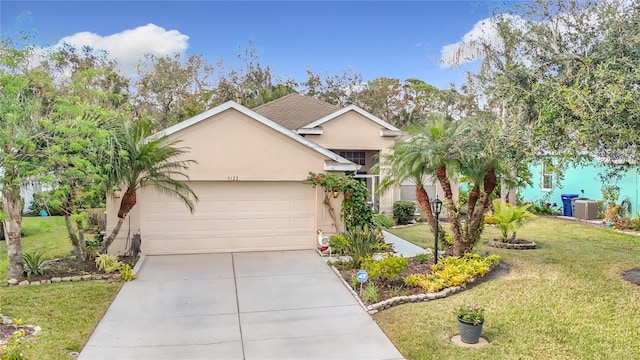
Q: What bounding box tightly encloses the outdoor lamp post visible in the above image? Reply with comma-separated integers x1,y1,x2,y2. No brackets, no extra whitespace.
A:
432,197,443,264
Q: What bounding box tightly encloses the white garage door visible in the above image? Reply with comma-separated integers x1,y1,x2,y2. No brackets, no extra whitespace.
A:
139,181,316,254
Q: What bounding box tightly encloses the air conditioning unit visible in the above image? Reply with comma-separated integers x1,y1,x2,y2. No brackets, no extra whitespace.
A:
574,200,598,220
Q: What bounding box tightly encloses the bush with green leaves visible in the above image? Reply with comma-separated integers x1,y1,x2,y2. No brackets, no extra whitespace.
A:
393,201,415,225
343,225,387,268
22,251,46,278
404,253,500,292
95,253,122,274
361,283,380,303
119,263,136,281
373,213,395,228
361,254,408,281
329,234,350,255
28,191,63,216
485,199,535,242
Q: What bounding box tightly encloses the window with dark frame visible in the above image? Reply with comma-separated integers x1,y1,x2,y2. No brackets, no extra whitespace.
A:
339,151,366,166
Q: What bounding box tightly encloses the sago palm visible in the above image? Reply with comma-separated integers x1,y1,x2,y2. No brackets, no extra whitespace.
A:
100,120,199,253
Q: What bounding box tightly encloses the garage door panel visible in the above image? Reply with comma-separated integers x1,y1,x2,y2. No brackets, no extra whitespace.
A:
140,182,316,254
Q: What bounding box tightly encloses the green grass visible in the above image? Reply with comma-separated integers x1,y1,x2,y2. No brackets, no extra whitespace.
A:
376,217,640,359
0,216,121,359
387,223,433,248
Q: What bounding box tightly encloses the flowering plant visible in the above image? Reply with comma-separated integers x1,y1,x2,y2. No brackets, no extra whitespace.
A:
453,304,484,325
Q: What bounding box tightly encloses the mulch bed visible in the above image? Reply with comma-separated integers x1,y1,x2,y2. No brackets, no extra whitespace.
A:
487,239,538,250
16,255,137,282
622,268,640,286
340,257,436,303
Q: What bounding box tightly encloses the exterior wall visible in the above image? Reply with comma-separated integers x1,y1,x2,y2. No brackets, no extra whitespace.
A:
305,111,399,214
171,109,328,181
520,159,640,214
105,190,141,255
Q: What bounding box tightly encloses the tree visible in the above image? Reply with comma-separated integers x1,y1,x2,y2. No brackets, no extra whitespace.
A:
100,120,199,253
301,67,363,107
0,39,53,278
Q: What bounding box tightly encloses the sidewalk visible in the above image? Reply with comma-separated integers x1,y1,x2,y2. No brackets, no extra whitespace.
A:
382,230,427,257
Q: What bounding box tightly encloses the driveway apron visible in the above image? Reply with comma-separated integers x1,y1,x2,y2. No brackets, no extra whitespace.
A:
78,250,404,359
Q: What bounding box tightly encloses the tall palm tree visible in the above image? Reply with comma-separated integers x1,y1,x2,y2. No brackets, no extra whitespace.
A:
378,117,466,237
100,120,199,253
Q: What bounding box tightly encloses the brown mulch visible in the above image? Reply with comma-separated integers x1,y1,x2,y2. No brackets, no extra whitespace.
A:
622,268,640,286
17,255,138,282
340,257,436,303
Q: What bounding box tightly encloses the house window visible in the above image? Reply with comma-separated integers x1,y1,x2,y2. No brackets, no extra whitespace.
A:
541,159,554,190
339,151,366,166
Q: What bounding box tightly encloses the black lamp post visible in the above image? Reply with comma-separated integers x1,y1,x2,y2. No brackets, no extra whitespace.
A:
432,197,443,264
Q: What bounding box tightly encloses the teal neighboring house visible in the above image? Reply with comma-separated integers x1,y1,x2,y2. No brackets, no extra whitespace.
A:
520,159,640,216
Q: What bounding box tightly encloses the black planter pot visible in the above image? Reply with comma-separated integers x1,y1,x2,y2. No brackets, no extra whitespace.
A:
457,316,484,344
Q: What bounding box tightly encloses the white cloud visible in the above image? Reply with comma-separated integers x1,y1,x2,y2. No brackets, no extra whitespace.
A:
53,23,189,76
440,15,525,68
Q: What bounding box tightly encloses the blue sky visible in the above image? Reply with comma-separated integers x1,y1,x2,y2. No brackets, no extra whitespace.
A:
1,1,512,89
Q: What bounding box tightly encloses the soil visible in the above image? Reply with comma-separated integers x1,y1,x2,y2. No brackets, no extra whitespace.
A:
622,268,640,286
19,255,138,282
340,257,436,303
339,257,509,305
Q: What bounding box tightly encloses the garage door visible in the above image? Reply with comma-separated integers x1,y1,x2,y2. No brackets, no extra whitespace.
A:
139,181,316,254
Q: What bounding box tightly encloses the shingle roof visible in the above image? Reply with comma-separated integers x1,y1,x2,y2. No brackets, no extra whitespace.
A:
252,94,340,130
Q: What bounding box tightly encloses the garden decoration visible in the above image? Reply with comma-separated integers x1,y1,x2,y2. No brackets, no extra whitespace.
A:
454,304,485,344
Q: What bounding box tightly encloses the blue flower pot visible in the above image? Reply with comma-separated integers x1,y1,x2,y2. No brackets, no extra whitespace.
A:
458,317,484,344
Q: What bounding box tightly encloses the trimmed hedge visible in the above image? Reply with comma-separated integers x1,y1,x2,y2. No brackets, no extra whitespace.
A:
393,201,416,225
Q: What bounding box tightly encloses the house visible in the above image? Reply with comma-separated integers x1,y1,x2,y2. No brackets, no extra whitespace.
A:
520,158,640,216
106,95,427,255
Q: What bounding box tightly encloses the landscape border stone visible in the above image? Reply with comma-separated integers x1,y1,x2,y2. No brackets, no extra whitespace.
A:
329,260,502,315
6,254,145,286
486,239,538,250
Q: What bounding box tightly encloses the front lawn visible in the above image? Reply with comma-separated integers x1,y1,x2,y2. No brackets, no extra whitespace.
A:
376,217,640,359
0,216,121,359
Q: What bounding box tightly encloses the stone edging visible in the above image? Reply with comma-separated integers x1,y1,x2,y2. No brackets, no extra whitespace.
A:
1,314,42,336
486,239,538,250
7,255,146,286
329,262,495,315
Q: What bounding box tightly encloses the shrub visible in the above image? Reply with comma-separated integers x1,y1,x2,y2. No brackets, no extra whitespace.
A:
95,254,122,274
414,253,430,263
0,328,37,359
393,201,415,225
85,208,106,232
373,213,395,228
485,199,535,242
120,264,136,281
23,251,46,278
361,283,379,303
28,191,63,216
329,234,350,255
404,253,500,292
361,254,408,281
344,225,386,268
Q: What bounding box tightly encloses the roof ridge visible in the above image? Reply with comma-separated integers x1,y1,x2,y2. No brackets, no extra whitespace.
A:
296,94,341,110
252,93,299,110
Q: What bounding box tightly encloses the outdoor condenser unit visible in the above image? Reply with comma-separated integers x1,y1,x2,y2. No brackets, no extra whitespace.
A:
574,200,598,220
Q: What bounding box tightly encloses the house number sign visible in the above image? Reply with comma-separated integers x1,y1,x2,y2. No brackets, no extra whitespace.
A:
227,176,239,181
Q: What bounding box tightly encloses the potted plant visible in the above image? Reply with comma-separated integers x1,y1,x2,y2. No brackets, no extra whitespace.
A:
454,304,485,344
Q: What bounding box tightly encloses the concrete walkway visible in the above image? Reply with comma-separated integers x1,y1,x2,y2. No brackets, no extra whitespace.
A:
79,251,404,360
383,230,427,258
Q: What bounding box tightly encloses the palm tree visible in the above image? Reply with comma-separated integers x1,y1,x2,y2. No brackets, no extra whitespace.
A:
100,120,199,253
378,117,466,239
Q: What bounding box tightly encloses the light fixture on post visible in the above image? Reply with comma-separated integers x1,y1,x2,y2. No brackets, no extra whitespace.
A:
431,197,443,264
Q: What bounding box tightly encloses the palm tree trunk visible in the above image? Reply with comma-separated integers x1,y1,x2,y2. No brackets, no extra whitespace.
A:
415,185,435,229
435,164,463,253
102,189,137,253
2,191,23,279
468,167,498,247
101,216,126,254
467,184,480,221
508,169,517,205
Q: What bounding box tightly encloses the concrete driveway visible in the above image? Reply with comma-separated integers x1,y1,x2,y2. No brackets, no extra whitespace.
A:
79,250,404,359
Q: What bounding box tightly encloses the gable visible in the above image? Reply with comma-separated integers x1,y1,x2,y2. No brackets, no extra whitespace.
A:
305,111,397,150
166,108,345,181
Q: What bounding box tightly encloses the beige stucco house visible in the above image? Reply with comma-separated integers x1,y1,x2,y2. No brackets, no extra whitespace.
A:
106,94,428,255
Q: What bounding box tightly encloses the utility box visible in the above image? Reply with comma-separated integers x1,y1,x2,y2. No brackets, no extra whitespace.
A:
574,200,598,220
